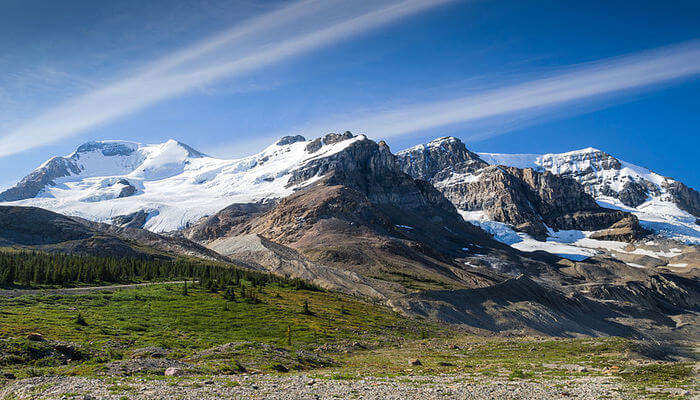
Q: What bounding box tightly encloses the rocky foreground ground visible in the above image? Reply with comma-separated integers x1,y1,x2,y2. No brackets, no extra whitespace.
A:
1,373,670,400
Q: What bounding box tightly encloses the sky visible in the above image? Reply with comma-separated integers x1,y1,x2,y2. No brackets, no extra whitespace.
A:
1,0,698,189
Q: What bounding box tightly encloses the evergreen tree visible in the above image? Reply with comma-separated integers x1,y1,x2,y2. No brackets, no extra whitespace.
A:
223,286,236,301
302,300,312,315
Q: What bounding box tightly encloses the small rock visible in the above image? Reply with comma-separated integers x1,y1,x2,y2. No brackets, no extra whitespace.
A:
409,359,422,366
26,332,45,341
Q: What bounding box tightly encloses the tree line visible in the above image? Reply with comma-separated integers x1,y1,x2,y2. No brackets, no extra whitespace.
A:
0,250,317,291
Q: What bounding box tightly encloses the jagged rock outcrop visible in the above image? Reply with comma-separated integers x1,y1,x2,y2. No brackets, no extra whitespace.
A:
397,136,487,181
397,137,641,241
74,141,139,157
663,181,700,217
116,179,137,198
0,158,80,202
304,131,355,153
291,134,463,218
615,180,651,208
275,135,306,146
589,215,648,242
111,210,149,229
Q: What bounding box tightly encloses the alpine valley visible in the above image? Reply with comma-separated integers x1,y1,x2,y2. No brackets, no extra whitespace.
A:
1,132,697,340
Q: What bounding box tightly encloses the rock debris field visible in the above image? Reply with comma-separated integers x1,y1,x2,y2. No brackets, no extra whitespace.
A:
0,374,653,400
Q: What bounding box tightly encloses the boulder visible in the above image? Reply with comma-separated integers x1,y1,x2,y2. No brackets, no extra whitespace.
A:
164,367,187,377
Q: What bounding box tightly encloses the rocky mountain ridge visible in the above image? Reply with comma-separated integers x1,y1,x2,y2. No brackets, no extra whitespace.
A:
1,133,696,248
397,137,645,241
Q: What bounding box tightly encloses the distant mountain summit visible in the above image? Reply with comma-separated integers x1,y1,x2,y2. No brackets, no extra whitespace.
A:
478,145,699,243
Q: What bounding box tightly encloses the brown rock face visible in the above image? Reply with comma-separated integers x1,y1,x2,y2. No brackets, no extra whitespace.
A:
290,134,461,218
443,166,637,240
183,202,273,242
588,215,649,242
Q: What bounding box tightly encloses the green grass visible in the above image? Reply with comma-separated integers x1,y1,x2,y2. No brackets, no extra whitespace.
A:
0,283,429,349
330,334,696,395
617,362,696,393
0,282,695,396
0,281,440,379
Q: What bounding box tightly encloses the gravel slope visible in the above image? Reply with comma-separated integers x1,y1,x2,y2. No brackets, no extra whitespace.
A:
0,374,643,400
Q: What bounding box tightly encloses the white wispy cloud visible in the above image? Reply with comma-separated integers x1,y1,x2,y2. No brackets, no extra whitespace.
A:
302,40,700,140
0,0,456,158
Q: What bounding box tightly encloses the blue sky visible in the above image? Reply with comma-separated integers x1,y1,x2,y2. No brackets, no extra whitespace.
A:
1,0,698,189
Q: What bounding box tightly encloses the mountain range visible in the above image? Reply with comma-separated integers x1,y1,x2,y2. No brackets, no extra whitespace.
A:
0,132,697,337
2,133,697,243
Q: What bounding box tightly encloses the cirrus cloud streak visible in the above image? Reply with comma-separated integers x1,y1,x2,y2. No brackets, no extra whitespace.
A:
310,40,700,140
0,0,456,158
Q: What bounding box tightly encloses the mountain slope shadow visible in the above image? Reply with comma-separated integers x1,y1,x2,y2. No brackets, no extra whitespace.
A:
0,206,229,262
389,275,640,337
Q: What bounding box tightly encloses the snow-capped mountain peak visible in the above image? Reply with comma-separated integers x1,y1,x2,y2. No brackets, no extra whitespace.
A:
478,146,699,243
0,133,368,232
